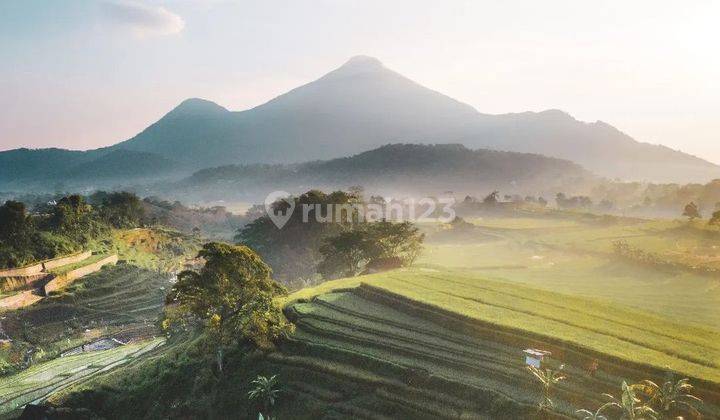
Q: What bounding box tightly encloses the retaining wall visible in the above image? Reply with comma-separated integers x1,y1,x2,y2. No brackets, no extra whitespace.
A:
43,254,118,295
0,251,92,278
0,274,49,292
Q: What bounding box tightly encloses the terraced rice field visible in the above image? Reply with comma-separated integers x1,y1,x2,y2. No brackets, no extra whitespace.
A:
0,338,164,416
2,265,170,357
274,269,720,418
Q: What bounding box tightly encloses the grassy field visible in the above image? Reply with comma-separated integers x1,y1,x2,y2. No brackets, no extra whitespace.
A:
417,216,720,328
0,338,164,417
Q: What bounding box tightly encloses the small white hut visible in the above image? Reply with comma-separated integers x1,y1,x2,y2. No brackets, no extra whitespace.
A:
523,348,551,368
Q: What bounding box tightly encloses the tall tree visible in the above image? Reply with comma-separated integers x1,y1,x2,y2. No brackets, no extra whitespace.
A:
237,190,361,283
100,191,144,228
49,195,95,239
709,210,720,226
682,202,701,221
0,201,33,249
317,220,424,279
165,242,293,373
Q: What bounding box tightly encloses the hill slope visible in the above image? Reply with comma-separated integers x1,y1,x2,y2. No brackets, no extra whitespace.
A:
172,143,592,200
47,268,720,419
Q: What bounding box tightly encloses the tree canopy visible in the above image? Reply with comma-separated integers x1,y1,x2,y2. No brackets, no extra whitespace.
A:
317,220,424,279
165,242,293,370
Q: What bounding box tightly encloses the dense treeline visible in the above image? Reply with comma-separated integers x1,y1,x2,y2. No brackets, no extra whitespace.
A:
0,192,143,268
236,189,424,287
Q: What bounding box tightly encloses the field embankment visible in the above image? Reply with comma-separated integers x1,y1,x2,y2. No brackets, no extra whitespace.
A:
42,254,118,295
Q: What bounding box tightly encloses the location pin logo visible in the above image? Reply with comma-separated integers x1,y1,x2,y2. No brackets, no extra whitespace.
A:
265,191,295,229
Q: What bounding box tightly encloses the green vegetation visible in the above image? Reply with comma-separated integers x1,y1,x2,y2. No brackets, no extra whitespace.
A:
285,269,720,383
0,192,145,269
317,220,424,279
247,374,281,419
237,189,361,284
1,265,171,373
0,338,164,417
165,243,292,373
418,216,720,327
527,364,566,413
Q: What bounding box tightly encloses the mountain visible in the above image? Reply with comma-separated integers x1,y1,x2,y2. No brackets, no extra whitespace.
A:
62,150,181,181
2,56,717,188
168,143,592,201
109,55,718,183
0,148,181,190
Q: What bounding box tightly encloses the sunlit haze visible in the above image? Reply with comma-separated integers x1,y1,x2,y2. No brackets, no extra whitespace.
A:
1,0,718,163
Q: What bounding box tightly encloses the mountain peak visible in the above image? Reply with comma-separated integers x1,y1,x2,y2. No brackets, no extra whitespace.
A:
333,55,385,75
166,98,228,118
342,55,383,67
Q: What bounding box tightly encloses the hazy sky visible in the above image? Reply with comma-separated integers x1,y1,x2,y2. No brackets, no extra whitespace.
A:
1,0,718,163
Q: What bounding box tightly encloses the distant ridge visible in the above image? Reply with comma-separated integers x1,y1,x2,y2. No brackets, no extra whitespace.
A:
171,143,592,200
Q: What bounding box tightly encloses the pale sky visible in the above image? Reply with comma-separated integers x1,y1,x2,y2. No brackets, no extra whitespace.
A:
1,0,719,163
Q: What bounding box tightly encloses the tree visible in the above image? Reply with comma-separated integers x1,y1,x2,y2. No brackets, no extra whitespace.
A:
483,191,500,205
634,375,702,419
237,190,360,283
316,221,425,279
165,243,293,373
248,374,281,419
317,229,369,278
527,364,566,413
0,201,33,249
709,210,720,226
49,195,95,239
100,191,144,228
0,201,36,267
682,202,701,221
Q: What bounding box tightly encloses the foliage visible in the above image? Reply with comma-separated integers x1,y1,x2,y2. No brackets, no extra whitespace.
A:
47,195,107,242
709,210,720,226
556,192,593,209
682,202,701,220
526,364,566,412
0,192,145,269
597,381,658,420
317,220,425,279
98,191,145,228
612,239,720,276
236,189,361,284
0,200,83,268
633,375,703,419
248,374,281,419
165,243,293,372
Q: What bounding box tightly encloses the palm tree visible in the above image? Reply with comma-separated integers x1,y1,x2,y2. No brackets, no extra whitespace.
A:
634,376,703,419
598,381,658,420
248,374,281,419
527,364,566,412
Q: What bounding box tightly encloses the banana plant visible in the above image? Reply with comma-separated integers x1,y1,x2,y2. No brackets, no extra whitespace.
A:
527,364,566,411
633,376,703,419
248,374,281,420
598,381,658,420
